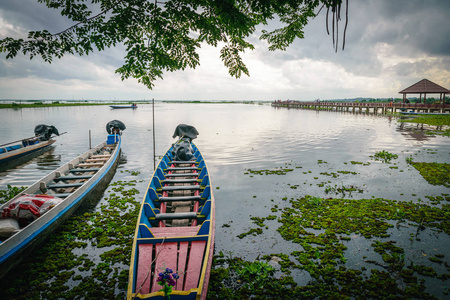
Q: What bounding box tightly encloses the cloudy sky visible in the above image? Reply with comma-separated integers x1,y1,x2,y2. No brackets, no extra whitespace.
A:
0,0,449,101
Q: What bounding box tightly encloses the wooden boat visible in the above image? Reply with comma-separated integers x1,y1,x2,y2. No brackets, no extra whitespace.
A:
127,125,215,300
0,121,125,279
0,125,60,171
110,104,137,109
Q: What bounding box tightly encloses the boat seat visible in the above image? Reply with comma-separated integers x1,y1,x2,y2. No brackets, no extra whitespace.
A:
47,183,84,189
78,163,104,167
162,178,198,184
153,212,200,220
165,167,198,171
55,175,93,181
69,168,100,173
159,185,201,192
164,173,198,177
50,193,71,198
158,195,202,202
169,160,198,164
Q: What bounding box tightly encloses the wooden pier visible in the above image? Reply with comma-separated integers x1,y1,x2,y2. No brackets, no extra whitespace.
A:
272,101,450,114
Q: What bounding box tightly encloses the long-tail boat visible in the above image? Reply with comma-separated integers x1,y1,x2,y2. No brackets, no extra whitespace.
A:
0,120,125,279
0,124,60,171
127,124,215,300
110,103,137,109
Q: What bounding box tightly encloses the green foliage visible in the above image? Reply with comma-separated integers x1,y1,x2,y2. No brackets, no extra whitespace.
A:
0,185,27,204
0,0,343,89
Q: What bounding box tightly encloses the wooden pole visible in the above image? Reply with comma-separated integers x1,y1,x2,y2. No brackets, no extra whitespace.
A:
89,130,92,149
152,98,156,170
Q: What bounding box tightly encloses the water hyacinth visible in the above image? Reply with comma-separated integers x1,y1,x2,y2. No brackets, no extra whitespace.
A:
157,267,179,299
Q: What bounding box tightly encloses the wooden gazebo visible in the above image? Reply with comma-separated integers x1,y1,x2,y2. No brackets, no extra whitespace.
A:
399,79,449,104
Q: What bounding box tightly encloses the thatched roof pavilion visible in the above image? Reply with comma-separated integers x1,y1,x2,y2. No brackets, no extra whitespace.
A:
399,79,450,103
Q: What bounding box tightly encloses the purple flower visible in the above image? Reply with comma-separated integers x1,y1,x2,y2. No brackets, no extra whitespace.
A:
168,278,176,286
173,273,179,280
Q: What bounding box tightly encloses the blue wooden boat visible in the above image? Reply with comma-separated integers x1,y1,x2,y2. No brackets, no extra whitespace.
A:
0,125,60,171
0,120,125,279
110,104,137,109
127,125,215,300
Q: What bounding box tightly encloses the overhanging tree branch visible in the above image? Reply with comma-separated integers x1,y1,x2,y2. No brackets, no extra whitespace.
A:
1,0,350,89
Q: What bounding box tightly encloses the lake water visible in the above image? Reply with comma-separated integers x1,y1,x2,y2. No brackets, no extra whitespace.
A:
1,103,449,297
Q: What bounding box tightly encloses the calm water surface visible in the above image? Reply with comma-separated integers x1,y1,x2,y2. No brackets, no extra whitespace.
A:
1,103,449,295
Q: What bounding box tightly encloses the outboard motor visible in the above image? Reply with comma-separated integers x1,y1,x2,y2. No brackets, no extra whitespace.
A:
106,120,126,135
106,120,126,144
34,125,59,141
172,124,198,161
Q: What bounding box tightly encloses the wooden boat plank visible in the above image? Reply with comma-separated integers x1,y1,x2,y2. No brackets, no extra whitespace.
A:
184,240,206,290
70,168,100,173
54,175,93,181
150,226,199,238
78,163,105,167
154,212,198,220
136,244,153,294
151,242,179,293
47,183,84,189
61,169,96,194
158,195,201,202
85,158,108,163
176,241,189,290
162,179,198,184
90,155,111,158
166,167,198,171
161,185,201,192
165,173,198,178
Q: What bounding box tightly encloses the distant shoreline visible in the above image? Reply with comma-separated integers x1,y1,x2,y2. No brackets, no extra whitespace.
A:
0,100,269,109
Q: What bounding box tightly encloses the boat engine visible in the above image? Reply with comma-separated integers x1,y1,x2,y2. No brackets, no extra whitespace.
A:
34,125,59,141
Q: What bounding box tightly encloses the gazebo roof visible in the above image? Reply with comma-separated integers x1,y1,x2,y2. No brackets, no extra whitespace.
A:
399,79,450,94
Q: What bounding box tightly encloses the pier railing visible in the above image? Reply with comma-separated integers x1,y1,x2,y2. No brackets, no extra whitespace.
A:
271,101,450,114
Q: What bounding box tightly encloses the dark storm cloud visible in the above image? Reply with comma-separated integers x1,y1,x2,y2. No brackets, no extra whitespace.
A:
355,0,450,56
264,0,450,79
0,0,74,36
0,0,125,81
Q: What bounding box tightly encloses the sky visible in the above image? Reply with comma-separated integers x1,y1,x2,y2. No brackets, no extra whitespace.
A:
0,0,449,101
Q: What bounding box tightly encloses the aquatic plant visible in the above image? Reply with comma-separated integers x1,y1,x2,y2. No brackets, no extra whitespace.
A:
410,162,450,187
372,150,398,163
0,184,26,204
246,167,294,176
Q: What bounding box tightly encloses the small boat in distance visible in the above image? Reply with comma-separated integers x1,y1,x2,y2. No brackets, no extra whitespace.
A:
0,125,61,171
127,124,215,300
0,120,125,279
110,103,137,109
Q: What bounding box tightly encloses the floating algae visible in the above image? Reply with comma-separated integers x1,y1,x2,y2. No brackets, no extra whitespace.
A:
221,195,450,299
410,162,450,187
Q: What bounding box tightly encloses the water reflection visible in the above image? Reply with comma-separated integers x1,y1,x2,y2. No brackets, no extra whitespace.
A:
397,122,436,141
35,150,62,168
